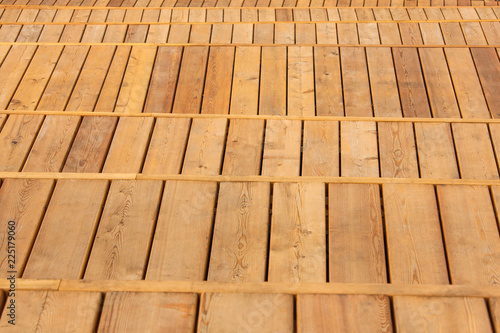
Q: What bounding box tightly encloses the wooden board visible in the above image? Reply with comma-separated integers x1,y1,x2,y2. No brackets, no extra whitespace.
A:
146,181,217,281
268,182,327,282
287,46,315,117
230,46,260,115
84,180,163,280
98,292,198,333
471,48,500,119
182,118,228,175
302,121,339,177
414,123,459,179
394,296,493,332
378,122,419,178
260,46,286,116
452,123,498,180
201,46,234,114
207,182,270,282
438,185,500,285
314,46,343,116
329,183,387,283
222,119,265,176
142,117,191,174
297,294,393,332
383,183,449,284
340,121,379,177
262,119,301,177
341,47,372,117
198,293,294,332
0,178,54,277
0,291,102,332
23,179,108,279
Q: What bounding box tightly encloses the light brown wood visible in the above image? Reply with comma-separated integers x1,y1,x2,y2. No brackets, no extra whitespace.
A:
383,183,449,284
329,183,387,283
394,296,493,332
287,46,315,116
378,122,419,178
341,47,372,116
197,293,294,333
260,46,286,115
341,121,379,177
23,179,108,279
229,46,260,115
98,292,198,332
314,46,343,116
262,119,301,176
302,121,339,177
201,46,234,114
297,294,393,332
268,182,327,282
146,180,217,280
85,180,163,280
208,182,270,282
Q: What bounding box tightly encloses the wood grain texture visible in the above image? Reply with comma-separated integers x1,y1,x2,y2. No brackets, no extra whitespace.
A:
489,298,500,332
98,292,198,333
85,180,163,280
452,123,498,180
0,178,54,277
414,123,459,179
314,46,343,116
222,119,265,176
0,291,102,332
142,117,191,174
378,122,419,178
394,296,493,333
201,46,234,114
230,46,260,115
341,121,379,177
472,48,500,119
329,184,387,283
297,294,393,333
182,118,228,175
302,121,339,177
146,181,217,281
438,185,500,286
23,179,108,279
268,182,326,283
260,46,286,116
198,293,294,333
288,46,315,117
262,119,301,177
383,184,449,284
208,182,270,282
341,47,372,117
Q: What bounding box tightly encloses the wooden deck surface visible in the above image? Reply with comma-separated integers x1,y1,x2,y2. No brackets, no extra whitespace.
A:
0,0,500,331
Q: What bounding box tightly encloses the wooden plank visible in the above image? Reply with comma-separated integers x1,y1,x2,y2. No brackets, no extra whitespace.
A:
379,23,402,45
268,182,326,283
98,292,198,333
297,295,393,332
490,298,500,332
201,46,234,115
329,183,387,283
23,179,108,279
172,46,209,114
102,117,154,173
222,119,265,176
66,46,115,112
254,23,274,44
232,23,253,44
262,119,301,177
85,180,163,280
452,123,498,180
275,23,294,44
314,46,342,116
260,46,286,116
414,123,459,179
143,46,182,114
302,121,339,177
394,296,493,332
0,115,44,172
419,48,461,118
471,48,500,119
438,185,500,285
0,179,54,277
63,116,118,173
0,291,102,331
445,48,491,119
115,46,157,114
207,182,270,282
142,118,191,174
393,48,431,118
230,46,260,115
340,121,379,177
378,122,418,178
383,183,449,284
337,23,358,45
341,47,372,117
182,118,227,175
288,46,314,117
22,115,80,173
358,23,380,45
146,180,217,280
316,22,337,45
198,293,294,333
366,47,402,117
399,22,423,46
